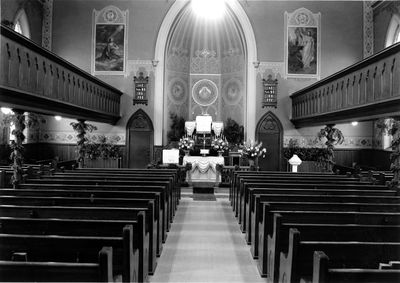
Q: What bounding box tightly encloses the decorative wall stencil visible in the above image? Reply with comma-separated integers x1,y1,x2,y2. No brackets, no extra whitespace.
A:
284,8,321,79
92,5,128,75
41,0,53,50
257,62,285,79
127,60,153,77
39,131,125,145
167,47,190,73
191,49,220,74
221,49,245,73
192,79,219,107
284,135,373,149
222,78,242,105
363,1,374,58
168,77,188,105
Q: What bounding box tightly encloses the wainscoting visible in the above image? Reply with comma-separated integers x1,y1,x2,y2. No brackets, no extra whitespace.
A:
23,143,126,166
283,148,391,172
1,143,392,171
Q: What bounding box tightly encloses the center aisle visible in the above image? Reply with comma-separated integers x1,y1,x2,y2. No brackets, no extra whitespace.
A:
150,194,267,283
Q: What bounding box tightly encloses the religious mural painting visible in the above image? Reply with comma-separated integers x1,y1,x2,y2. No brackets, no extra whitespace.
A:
92,6,128,75
284,8,321,79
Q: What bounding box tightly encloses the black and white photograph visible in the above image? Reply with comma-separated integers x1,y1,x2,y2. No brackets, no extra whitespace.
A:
0,0,399,282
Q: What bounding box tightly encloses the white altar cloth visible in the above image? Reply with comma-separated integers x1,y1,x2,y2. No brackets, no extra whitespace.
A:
183,156,224,184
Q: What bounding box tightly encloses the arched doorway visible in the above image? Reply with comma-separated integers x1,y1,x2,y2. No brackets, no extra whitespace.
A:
126,109,154,168
256,112,283,171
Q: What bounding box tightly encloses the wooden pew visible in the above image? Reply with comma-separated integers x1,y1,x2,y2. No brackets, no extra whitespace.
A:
267,212,400,282
0,205,148,282
230,171,342,207
250,193,400,259
0,187,164,255
237,178,382,222
0,246,114,282
279,228,400,283
0,195,158,276
20,181,172,237
257,209,400,278
312,251,400,283
26,177,177,223
240,184,394,233
0,226,136,282
61,168,181,201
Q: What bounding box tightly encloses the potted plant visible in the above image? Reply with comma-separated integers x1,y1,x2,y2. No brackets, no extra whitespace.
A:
376,118,400,189
211,137,229,156
2,110,44,187
178,136,195,156
70,120,97,168
317,124,344,172
283,138,331,172
167,112,185,146
223,118,244,149
84,135,121,168
240,140,267,169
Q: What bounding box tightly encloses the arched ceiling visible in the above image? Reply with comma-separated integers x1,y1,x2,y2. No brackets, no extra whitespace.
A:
166,2,246,66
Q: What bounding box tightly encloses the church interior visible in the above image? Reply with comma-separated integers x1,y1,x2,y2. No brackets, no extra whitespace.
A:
0,0,400,282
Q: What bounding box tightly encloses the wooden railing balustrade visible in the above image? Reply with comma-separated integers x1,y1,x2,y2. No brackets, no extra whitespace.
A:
0,25,122,124
291,43,400,128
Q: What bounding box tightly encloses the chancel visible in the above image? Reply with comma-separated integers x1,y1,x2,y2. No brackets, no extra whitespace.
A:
1,0,400,282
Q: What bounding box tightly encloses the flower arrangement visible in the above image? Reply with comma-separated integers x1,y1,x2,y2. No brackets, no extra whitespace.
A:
212,137,229,151
178,136,195,151
240,141,267,159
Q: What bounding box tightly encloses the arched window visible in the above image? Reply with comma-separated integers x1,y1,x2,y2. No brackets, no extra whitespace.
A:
385,14,400,47
13,9,30,39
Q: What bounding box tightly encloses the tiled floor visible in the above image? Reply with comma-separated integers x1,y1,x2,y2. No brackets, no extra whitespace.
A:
150,193,267,283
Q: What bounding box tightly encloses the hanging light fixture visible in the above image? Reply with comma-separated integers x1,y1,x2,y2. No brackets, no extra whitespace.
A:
191,0,227,20
1,107,13,115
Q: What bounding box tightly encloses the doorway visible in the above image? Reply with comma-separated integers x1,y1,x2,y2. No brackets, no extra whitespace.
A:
256,111,283,171
126,109,154,168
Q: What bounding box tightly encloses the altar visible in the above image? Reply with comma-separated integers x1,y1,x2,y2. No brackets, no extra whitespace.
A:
183,156,224,186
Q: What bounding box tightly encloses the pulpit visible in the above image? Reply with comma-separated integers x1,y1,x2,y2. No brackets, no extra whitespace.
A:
183,155,224,187
181,115,226,189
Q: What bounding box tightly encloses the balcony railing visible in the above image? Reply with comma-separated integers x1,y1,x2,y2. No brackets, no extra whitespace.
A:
0,25,122,124
290,43,400,128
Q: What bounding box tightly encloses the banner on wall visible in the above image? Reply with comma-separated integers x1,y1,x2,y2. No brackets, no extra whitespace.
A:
92,5,128,75
284,8,321,80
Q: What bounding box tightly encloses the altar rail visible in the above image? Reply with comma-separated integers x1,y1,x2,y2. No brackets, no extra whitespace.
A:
0,25,122,124
290,43,400,128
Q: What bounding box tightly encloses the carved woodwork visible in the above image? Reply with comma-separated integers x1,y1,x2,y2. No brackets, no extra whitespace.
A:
291,42,400,128
0,25,122,124
133,72,148,105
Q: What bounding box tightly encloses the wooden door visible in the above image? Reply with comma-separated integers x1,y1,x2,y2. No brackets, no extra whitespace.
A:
126,109,154,168
256,112,283,171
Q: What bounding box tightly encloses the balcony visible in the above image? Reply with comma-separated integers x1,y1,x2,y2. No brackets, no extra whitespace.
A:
290,43,400,128
0,25,122,124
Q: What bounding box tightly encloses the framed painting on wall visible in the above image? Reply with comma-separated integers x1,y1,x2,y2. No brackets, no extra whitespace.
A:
92,6,128,75
284,8,321,79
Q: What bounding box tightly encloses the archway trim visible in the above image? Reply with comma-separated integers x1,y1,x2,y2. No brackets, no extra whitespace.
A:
154,0,258,145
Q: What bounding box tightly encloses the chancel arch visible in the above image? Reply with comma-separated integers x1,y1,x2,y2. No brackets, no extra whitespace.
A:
154,0,258,146
126,109,154,168
256,111,283,171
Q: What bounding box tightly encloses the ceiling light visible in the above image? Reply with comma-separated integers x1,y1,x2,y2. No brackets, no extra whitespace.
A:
1,107,13,115
54,115,62,121
191,0,226,20
351,121,358,126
